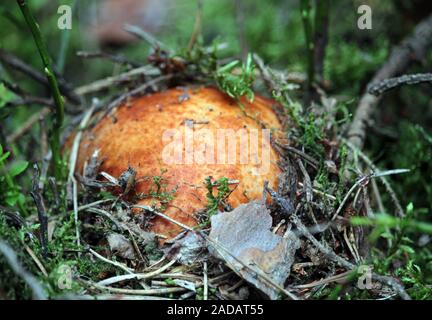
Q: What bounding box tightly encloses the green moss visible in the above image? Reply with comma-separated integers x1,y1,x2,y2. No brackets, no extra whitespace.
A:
205,176,230,217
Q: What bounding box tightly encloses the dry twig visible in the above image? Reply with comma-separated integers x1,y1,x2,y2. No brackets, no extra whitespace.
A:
29,164,49,257
347,13,432,149
368,73,432,96
0,240,47,299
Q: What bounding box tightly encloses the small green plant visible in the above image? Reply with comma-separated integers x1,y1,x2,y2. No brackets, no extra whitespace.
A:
273,93,326,158
0,83,16,108
0,144,28,215
176,37,219,76
351,204,432,240
205,176,230,216
148,169,177,211
176,38,256,102
174,40,256,116
351,203,432,299
195,286,217,300
396,261,432,300
215,53,255,102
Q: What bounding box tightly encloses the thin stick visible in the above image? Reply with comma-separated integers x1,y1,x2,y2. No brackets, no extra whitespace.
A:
371,178,385,215
86,281,186,296
5,96,53,109
297,158,313,203
74,65,159,96
0,240,47,299
331,169,409,221
76,51,141,68
105,74,172,114
23,243,48,277
0,49,79,104
77,199,113,212
277,143,319,168
187,0,203,52
298,182,337,201
368,73,432,96
154,273,202,282
71,178,80,248
203,261,208,300
292,270,352,289
30,164,49,256
59,294,172,300
85,207,122,230
89,248,133,274
123,24,168,50
343,138,405,217
68,106,95,248
97,259,177,286
6,108,49,144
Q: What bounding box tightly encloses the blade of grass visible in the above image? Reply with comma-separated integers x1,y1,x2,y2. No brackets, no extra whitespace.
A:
16,0,65,181
300,0,315,94
313,0,329,84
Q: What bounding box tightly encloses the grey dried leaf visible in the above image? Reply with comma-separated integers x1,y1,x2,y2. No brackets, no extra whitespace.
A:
208,201,300,299
107,233,136,260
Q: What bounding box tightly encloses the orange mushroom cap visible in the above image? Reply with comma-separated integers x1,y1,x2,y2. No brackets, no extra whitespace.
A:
74,86,283,238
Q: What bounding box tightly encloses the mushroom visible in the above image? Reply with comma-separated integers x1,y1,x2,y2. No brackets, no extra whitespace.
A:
74,86,283,239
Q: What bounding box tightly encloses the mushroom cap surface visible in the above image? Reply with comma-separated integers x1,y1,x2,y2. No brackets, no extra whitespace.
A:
75,86,282,238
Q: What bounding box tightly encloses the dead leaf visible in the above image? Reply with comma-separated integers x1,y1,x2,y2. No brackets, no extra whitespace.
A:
208,201,300,299
107,233,136,260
